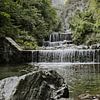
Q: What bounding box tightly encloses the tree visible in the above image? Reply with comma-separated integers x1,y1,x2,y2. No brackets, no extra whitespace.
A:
0,0,59,49
69,0,100,45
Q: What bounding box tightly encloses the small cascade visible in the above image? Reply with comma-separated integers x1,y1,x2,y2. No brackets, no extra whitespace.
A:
43,31,72,47
49,32,72,42
35,30,100,64
32,49,100,63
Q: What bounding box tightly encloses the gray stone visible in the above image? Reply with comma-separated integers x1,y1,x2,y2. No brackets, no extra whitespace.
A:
0,70,68,100
78,93,100,100
90,44,100,49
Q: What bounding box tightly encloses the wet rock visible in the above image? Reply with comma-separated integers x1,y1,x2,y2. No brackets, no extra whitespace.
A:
77,45,88,49
0,70,68,100
62,40,67,45
0,76,19,100
90,44,100,49
96,95,100,99
78,93,92,100
52,84,69,99
78,93,100,100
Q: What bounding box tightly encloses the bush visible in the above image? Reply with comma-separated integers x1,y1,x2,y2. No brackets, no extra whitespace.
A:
0,0,60,49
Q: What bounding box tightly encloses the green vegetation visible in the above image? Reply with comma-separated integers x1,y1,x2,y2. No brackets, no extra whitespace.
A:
69,0,100,45
0,0,60,49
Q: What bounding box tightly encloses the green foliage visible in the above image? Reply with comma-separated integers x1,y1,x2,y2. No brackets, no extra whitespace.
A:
69,0,100,45
0,0,59,49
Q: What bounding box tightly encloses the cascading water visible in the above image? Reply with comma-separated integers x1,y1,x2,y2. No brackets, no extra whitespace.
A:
36,49,100,63
32,31,100,63
43,31,72,47
49,32,72,42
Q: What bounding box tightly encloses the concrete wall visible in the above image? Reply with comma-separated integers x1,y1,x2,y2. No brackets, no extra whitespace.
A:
0,37,33,64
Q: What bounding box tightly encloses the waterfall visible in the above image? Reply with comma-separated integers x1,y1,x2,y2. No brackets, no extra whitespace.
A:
44,31,72,47
49,32,72,42
35,49,99,63
36,31,100,64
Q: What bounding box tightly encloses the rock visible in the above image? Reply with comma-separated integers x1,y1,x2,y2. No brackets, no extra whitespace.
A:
96,95,100,99
0,70,68,100
90,44,100,49
0,76,19,100
78,93,100,100
78,93,92,100
53,84,69,99
62,40,67,44
77,45,88,49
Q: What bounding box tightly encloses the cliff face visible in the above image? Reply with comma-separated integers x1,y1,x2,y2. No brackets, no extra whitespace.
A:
61,0,89,31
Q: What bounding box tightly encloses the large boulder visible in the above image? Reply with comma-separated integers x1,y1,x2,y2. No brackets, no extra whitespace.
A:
0,70,69,100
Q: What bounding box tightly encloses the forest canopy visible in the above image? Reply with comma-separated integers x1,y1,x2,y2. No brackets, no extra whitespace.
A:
0,0,60,49
69,0,100,45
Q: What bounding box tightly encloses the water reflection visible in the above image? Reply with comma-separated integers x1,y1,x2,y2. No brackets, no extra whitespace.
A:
0,64,37,80
37,63,100,99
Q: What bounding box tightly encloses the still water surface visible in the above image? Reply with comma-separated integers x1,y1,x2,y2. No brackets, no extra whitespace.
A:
0,63,100,99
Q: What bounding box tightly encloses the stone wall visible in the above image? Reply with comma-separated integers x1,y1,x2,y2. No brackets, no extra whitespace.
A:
0,37,33,64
